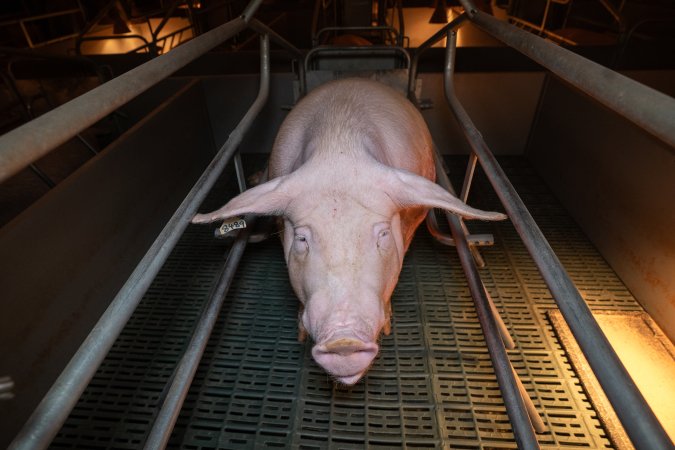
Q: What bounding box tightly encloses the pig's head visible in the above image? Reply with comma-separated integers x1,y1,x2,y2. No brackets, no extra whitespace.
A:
193,159,506,384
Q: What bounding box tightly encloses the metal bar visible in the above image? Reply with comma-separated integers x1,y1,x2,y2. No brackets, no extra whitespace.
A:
511,362,546,433
152,0,183,40
433,151,541,449
248,19,303,59
234,151,248,193
425,210,495,247
460,152,477,203
435,145,486,266
242,0,264,22
484,284,516,350
455,153,483,266
0,13,250,184
457,0,479,16
144,37,267,450
442,26,674,450
313,25,401,45
142,216,255,450
407,13,468,97
396,0,404,46
8,21,269,450
469,10,675,149
248,18,306,94
304,46,411,72
28,163,56,188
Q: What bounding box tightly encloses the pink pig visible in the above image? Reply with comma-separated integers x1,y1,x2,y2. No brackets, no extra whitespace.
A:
193,78,506,384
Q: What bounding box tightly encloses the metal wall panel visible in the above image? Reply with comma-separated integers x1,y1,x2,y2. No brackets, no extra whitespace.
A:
526,71,675,343
0,81,215,447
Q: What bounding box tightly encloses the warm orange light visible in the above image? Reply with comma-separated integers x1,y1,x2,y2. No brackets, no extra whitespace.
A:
80,17,193,55
594,313,675,441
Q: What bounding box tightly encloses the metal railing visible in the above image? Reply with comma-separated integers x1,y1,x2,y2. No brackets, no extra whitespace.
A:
407,2,674,448
3,0,675,448
5,0,310,447
73,0,196,56
0,8,86,49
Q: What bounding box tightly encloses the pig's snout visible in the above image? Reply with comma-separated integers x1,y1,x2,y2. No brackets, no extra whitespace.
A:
312,337,379,385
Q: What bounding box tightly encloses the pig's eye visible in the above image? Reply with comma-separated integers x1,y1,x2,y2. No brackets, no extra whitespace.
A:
376,227,393,251
292,233,309,255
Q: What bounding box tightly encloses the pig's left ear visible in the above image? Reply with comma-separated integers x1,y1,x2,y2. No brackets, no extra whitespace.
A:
382,167,507,221
192,175,293,224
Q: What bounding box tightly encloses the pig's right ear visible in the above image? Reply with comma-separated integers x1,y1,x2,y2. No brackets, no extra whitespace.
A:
192,175,293,224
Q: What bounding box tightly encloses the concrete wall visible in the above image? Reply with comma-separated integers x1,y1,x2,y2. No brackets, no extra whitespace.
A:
0,81,215,446
527,71,675,343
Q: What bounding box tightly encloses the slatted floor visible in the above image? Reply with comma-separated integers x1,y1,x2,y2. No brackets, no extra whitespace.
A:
51,155,642,449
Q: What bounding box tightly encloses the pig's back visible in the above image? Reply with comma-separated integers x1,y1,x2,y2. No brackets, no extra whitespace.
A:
269,79,434,180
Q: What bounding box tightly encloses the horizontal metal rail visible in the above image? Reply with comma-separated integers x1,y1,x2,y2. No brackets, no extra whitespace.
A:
305,45,411,71
0,12,248,184
7,3,271,449
312,25,401,46
469,9,675,150
442,5,674,447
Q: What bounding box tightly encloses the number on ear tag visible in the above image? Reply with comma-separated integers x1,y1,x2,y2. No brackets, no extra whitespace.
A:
216,218,247,237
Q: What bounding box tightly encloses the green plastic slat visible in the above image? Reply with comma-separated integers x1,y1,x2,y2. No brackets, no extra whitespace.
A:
50,155,635,449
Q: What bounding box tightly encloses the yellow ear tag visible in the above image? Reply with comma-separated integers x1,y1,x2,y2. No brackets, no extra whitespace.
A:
216,217,247,237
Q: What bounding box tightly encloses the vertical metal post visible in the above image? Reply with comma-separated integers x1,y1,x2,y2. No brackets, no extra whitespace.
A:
233,151,248,193
407,13,468,99
460,153,478,203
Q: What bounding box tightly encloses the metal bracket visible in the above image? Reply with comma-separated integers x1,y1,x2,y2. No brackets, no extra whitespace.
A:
426,209,495,247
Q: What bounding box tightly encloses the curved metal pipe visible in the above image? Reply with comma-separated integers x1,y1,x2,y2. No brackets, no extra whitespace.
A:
407,13,467,98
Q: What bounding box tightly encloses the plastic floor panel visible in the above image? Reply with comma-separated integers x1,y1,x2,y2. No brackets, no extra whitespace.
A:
50,155,637,449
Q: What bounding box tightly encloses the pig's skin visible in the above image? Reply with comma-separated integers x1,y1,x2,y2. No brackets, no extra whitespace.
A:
193,78,506,385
